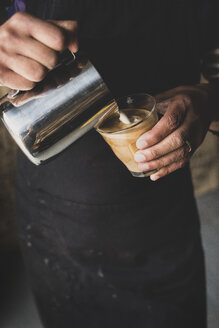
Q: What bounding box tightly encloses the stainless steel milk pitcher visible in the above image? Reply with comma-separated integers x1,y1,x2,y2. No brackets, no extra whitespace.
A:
0,51,113,165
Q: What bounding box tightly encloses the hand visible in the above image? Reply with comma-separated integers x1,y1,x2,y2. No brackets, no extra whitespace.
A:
5,53,88,107
134,85,212,181
0,12,78,90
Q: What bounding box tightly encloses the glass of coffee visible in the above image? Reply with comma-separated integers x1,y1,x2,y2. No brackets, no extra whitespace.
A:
95,94,158,178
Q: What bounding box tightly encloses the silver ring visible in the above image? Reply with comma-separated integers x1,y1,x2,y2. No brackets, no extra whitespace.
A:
71,52,76,62
185,140,192,153
7,89,20,99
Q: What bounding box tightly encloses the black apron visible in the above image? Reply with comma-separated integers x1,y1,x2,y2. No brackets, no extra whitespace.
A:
17,1,206,327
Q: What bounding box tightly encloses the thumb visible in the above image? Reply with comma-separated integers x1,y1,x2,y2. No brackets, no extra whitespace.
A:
155,86,186,114
155,90,174,115
155,86,192,103
50,20,79,53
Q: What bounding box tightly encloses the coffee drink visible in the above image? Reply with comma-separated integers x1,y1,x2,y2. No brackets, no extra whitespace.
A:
96,95,158,177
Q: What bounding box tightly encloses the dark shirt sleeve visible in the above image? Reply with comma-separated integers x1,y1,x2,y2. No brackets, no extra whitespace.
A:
200,0,219,81
200,0,219,53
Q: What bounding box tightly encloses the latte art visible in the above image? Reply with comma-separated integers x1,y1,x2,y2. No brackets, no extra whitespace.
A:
119,111,131,125
98,108,150,133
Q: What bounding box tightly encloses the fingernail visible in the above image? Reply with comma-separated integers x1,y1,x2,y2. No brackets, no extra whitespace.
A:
144,163,150,170
140,163,150,170
150,175,159,181
134,153,146,162
136,139,147,149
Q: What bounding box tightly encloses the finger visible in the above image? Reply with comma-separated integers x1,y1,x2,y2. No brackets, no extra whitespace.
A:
6,54,48,82
75,53,89,69
2,35,59,70
15,37,59,70
0,65,36,90
136,98,187,149
137,144,190,172
16,13,70,51
49,20,79,53
156,100,171,115
155,86,186,103
150,160,188,181
135,126,188,163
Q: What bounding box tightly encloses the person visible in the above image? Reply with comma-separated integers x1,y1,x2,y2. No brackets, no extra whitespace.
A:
0,1,219,327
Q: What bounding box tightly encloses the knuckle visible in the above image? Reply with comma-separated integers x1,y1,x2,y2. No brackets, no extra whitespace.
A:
31,64,47,82
0,27,12,43
70,21,78,30
22,80,36,90
146,161,155,170
163,165,175,176
15,11,28,20
0,25,19,50
64,21,77,32
174,94,182,103
155,159,164,170
49,52,59,68
175,94,191,109
0,28,21,53
150,133,160,145
54,31,66,51
174,94,184,103
175,132,185,147
168,135,176,148
160,157,167,168
178,160,186,169
37,66,47,81
150,148,159,159
174,95,188,112
10,12,25,25
165,167,171,175
175,93,188,103
159,167,168,176
182,94,191,106
166,112,181,130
